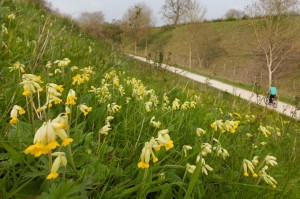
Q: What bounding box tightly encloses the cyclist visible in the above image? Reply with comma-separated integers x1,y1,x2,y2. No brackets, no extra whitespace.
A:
269,84,277,104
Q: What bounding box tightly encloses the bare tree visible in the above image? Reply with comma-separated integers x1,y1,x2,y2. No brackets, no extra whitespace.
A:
78,11,105,38
122,3,154,54
182,0,206,68
246,0,300,87
224,8,244,19
161,0,188,26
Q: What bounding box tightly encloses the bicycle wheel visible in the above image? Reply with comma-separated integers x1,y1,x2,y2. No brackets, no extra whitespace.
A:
264,96,269,105
273,99,278,108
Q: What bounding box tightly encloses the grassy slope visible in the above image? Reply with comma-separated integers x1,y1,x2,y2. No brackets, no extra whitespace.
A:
1,1,300,198
130,19,300,101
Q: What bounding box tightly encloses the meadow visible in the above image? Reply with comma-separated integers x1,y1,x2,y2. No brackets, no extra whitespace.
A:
0,1,300,198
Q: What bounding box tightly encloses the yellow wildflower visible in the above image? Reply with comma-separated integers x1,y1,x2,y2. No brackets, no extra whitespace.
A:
79,104,92,116
47,152,67,180
65,89,77,105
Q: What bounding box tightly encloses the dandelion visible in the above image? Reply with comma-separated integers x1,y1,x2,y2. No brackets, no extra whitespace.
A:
183,145,192,157
264,155,278,166
156,129,174,150
65,89,77,105
196,128,206,137
47,152,67,180
186,163,196,174
79,104,92,116
9,105,25,124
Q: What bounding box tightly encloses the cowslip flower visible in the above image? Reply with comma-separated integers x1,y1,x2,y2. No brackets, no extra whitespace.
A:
214,145,229,160
47,152,67,180
54,58,71,67
105,116,114,123
259,165,277,188
183,145,192,157
24,114,73,157
186,163,196,174
7,14,15,20
65,89,77,105
137,138,159,169
99,123,112,135
2,23,8,34
21,74,43,96
259,126,271,137
172,98,180,110
156,129,174,150
243,159,257,177
211,120,225,133
264,155,278,166
150,116,161,128
223,120,239,133
46,83,63,105
46,61,52,68
145,101,153,112
201,143,212,156
252,156,259,166
9,105,25,124
107,103,121,114
200,158,213,175
9,61,25,73
79,104,92,116
196,128,206,137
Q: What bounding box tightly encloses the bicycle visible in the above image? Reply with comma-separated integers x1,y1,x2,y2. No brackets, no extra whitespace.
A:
264,95,278,108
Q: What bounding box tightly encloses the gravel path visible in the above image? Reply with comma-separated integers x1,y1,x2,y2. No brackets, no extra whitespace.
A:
129,54,300,120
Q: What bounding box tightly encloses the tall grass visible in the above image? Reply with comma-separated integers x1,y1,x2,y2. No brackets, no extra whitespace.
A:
0,0,299,198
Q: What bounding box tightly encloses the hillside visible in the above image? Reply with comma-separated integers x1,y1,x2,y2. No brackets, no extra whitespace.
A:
1,1,300,198
126,19,300,99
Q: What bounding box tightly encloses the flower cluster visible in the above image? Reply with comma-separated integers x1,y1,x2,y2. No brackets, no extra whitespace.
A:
243,155,278,188
21,74,43,96
138,129,174,169
24,113,73,157
9,105,25,124
211,119,239,133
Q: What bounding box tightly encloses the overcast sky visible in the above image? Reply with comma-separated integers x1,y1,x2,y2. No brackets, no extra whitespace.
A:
45,0,253,26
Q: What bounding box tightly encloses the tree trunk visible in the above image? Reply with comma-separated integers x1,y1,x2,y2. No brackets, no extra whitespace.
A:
268,65,272,88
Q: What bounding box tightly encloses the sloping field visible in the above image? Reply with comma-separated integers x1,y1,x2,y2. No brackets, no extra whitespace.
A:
0,1,300,198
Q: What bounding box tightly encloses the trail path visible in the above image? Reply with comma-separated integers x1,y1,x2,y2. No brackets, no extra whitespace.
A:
128,54,300,120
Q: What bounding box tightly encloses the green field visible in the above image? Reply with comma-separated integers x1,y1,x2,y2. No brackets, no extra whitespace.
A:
0,1,300,198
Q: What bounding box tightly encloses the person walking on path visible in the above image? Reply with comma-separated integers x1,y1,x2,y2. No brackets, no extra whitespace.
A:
269,84,277,103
